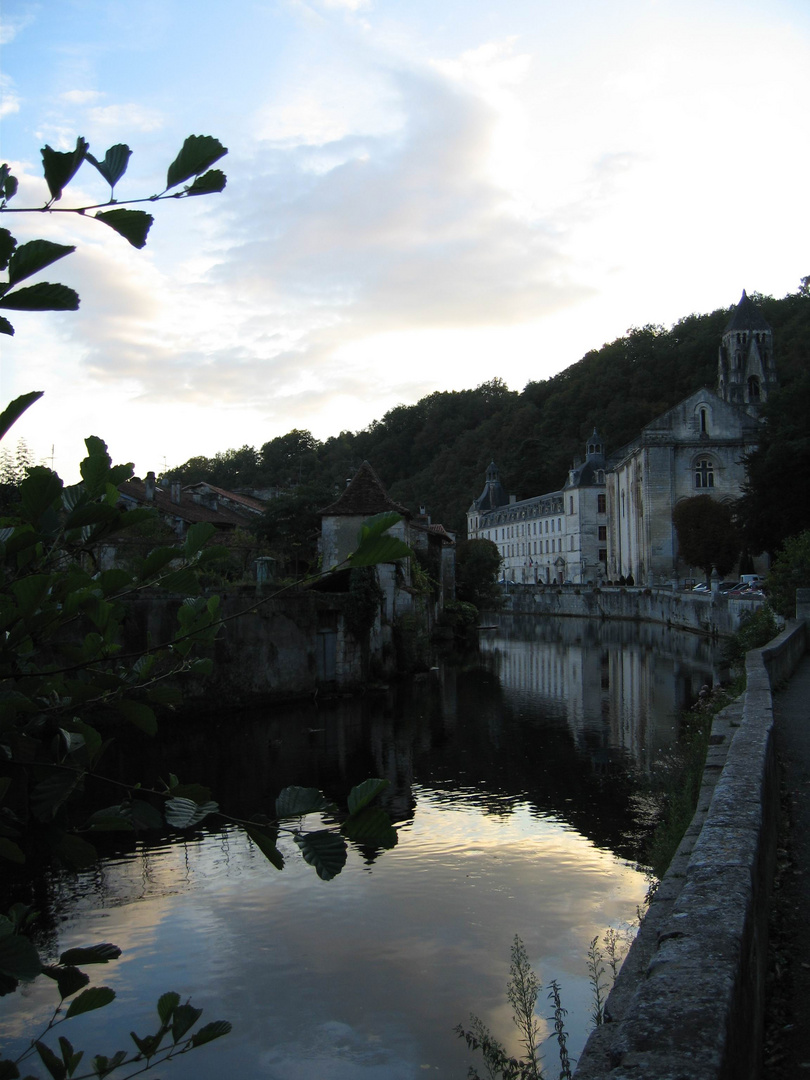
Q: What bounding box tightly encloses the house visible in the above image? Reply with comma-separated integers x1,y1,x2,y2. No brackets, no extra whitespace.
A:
118,471,265,535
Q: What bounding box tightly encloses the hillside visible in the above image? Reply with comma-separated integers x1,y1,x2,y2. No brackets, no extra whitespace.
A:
165,284,810,535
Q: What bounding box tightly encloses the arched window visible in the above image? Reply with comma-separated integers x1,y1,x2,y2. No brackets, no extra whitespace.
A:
700,408,708,434
695,458,714,489
748,376,761,401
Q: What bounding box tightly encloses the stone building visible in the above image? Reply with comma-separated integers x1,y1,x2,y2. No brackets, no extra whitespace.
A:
607,292,773,585
467,291,775,587
466,432,608,585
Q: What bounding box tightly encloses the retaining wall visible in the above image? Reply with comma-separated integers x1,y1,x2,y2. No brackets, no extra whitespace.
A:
504,584,762,636
573,618,808,1079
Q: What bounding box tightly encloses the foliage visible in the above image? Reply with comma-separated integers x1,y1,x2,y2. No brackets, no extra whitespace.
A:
1,906,230,1079
723,605,778,666
1,136,227,337
437,599,480,631
672,495,741,581
253,481,334,577
736,369,810,557
766,530,810,619
456,539,502,611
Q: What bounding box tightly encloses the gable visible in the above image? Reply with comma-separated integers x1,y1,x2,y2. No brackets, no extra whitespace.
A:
641,387,758,443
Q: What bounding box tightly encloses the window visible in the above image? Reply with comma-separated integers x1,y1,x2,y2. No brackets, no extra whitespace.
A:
599,548,607,563
598,526,607,541
569,496,573,514
748,376,761,401
700,408,708,434
598,494,606,514
695,459,714,489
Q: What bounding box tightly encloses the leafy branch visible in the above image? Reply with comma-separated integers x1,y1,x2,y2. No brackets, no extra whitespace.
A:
0,135,227,336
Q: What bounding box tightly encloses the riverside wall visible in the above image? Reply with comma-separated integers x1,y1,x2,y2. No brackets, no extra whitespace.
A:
573,615,808,1080
503,583,763,636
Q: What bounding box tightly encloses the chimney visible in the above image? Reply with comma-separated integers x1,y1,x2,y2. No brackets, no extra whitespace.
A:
171,480,181,505
145,471,156,502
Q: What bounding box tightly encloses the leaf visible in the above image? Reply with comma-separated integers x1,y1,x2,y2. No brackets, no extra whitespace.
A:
0,315,13,336
184,522,215,558
0,228,16,273
57,1037,83,1077
126,800,165,831
294,831,347,881
114,700,157,736
0,838,24,864
140,547,180,578
190,1020,232,1047
7,240,76,287
342,807,398,849
34,1041,65,1080
184,169,227,196
0,391,43,440
157,991,180,1025
347,778,389,816
59,944,121,966
275,786,325,818
85,144,132,189
0,282,80,312
31,772,82,822
0,932,42,980
167,783,212,804
53,834,98,870
349,535,413,567
166,135,227,190
91,1050,126,1078
19,465,63,522
164,797,219,829
41,138,89,201
41,965,90,1000
0,1058,20,1078
94,209,153,250
84,807,134,833
171,1002,202,1042
65,986,115,1018
0,166,18,204
244,825,284,870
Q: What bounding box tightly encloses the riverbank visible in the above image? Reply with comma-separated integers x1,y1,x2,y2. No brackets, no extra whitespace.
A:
573,617,807,1080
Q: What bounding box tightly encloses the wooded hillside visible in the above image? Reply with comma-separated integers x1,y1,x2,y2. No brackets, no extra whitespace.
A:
165,284,810,535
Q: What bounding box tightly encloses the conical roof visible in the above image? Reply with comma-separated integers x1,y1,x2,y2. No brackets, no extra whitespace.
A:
723,290,772,334
320,461,411,518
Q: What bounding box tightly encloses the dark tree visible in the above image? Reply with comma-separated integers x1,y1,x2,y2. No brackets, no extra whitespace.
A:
455,538,502,611
673,496,741,581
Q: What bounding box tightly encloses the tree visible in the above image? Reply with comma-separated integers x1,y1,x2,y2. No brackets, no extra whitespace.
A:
736,370,810,557
455,538,502,611
766,530,810,618
672,496,741,581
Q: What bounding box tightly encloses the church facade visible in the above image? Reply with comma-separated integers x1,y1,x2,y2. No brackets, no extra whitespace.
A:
468,292,775,586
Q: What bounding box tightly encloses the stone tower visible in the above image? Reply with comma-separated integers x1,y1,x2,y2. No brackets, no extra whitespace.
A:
717,290,777,408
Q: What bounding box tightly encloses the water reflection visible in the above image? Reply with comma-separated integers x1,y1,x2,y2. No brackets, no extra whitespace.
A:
1,617,724,1079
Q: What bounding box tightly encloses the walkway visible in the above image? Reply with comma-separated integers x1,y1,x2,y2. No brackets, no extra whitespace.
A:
763,652,810,1076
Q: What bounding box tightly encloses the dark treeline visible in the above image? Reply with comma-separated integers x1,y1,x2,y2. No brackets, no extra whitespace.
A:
164,284,810,535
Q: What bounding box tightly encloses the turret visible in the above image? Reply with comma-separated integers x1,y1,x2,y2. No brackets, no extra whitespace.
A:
717,291,777,408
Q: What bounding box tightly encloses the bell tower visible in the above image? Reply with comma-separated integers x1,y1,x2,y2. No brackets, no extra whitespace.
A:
717,291,777,408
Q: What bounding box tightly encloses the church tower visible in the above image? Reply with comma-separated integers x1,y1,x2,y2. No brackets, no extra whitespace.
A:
717,290,777,408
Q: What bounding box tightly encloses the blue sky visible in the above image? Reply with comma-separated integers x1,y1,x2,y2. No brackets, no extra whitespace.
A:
2,0,809,479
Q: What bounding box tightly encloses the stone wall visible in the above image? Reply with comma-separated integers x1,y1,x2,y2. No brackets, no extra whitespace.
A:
573,619,808,1080
503,583,764,637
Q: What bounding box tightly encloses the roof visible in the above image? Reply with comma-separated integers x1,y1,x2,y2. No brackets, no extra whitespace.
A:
183,482,266,514
118,479,257,528
723,290,772,334
472,461,509,512
319,461,411,518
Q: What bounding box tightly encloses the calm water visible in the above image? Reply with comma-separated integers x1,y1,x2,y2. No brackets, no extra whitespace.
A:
2,616,723,1078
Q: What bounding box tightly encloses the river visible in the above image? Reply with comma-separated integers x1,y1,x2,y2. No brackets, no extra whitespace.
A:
1,616,724,1078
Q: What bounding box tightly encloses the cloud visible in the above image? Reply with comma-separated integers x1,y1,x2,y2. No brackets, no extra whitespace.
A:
0,74,19,118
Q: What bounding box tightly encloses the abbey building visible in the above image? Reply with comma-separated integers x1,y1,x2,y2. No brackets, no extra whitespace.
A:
467,292,774,586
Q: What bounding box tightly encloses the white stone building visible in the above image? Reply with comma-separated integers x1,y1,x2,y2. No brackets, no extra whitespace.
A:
466,433,608,585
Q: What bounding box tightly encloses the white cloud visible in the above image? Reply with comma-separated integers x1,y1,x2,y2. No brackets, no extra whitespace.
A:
0,74,20,118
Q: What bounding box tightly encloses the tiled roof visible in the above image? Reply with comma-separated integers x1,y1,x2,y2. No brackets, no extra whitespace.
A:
320,461,411,518
723,290,772,334
118,480,254,527
183,483,266,514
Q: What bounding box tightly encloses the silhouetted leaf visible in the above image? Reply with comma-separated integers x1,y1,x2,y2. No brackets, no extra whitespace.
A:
171,1002,202,1042
54,833,98,870
0,392,43,440
190,1020,232,1047
184,522,215,558
34,1041,65,1080
0,316,13,336
348,535,413,567
59,944,121,966
166,136,227,190
347,778,389,815
85,144,132,189
342,807,398,849
157,991,180,1025
0,166,18,205
275,786,325,818
0,282,79,311
41,138,88,201
65,986,115,1018
0,1057,21,1078
41,965,89,1000
57,1036,83,1077
7,240,75,287
0,931,42,981
294,831,347,880
94,209,153,249
244,825,284,870
164,797,218,829
31,772,82,822
115,700,157,736
184,169,227,196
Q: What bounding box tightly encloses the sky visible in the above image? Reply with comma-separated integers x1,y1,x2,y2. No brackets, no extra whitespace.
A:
1,0,809,481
